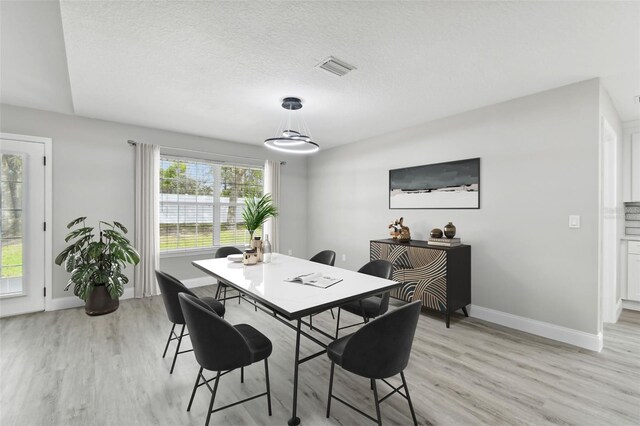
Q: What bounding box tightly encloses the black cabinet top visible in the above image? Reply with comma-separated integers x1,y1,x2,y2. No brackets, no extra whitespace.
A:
371,238,470,250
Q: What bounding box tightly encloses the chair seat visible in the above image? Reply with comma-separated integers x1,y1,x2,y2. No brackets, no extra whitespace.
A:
200,297,226,317
341,296,383,318
235,324,273,362
327,334,351,366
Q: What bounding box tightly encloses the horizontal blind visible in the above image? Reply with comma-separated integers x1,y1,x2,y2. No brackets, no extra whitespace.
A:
159,156,263,253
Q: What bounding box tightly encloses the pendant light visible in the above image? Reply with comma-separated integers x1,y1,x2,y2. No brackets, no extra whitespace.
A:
264,97,319,154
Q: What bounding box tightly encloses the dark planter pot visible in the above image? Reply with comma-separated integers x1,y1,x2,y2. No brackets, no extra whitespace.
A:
85,285,119,316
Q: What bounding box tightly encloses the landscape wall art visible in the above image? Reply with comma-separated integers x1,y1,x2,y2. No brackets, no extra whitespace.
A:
389,158,480,209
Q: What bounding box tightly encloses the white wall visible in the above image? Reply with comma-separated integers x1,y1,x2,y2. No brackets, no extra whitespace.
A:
0,103,308,298
308,79,601,335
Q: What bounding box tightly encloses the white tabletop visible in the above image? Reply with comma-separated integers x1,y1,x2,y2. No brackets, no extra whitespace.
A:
192,254,399,320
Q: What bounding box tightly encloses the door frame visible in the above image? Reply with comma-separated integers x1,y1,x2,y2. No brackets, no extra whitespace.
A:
1,132,52,312
598,118,620,326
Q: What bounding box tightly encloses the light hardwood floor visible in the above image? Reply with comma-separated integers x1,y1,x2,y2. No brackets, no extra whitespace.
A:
1,287,639,426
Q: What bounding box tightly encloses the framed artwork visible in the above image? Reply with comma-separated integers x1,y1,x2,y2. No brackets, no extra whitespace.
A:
389,158,480,209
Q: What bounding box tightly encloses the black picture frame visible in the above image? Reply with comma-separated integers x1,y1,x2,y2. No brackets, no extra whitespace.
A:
389,158,480,209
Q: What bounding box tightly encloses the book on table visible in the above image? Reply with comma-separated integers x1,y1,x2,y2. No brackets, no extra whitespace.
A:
285,272,343,289
428,237,461,247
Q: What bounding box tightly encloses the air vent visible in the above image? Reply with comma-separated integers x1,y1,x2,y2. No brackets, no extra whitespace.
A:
316,56,356,77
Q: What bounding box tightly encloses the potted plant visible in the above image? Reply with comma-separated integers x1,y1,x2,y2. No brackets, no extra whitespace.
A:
242,193,278,241
55,217,140,316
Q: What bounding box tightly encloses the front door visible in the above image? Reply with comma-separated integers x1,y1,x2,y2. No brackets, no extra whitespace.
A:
0,137,46,317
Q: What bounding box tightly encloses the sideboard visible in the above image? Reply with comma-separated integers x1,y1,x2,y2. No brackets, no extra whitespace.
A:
370,239,471,327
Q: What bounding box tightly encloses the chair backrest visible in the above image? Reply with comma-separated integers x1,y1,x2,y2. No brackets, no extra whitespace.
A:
178,293,251,371
358,259,393,279
155,270,197,324
340,301,422,379
215,246,243,259
358,259,393,314
309,250,336,266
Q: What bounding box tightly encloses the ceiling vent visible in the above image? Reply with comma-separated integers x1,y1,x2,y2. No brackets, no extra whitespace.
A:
316,56,356,77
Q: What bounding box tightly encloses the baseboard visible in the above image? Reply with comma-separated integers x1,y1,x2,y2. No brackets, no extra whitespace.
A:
46,278,217,312
614,299,623,321
469,305,603,352
182,276,217,289
622,299,640,312
47,287,135,312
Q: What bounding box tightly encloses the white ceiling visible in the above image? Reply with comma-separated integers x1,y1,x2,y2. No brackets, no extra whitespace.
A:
2,1,639,149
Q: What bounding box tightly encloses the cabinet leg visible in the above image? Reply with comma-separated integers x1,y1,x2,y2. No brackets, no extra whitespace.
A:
462,306,469,317
446,312,450,328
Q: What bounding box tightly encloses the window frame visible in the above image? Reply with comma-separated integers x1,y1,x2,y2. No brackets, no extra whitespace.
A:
158,154,264,258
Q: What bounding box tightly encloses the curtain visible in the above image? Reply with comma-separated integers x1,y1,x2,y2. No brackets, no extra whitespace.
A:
134,143,160,298
263,160,281,253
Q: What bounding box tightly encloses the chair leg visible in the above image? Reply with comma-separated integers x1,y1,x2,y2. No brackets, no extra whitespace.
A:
264,359,272,416
215,284,221,299
334,308,341,339
240,367,244,383
222,286,227,306
309,314,313,331
401,371,418,426
326,361,335,418
162,323,176,358
205,371,221,426
170,324,186,374
371,379,382,426
329,308,335,319
187,366,204,411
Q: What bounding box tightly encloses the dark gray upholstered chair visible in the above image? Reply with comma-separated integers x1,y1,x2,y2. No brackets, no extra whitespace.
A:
214,246,243,305
178,293,272,426
309,250,336,266
334,259,393,338
326,301,421,426
308,250,337,329
155,270,225,374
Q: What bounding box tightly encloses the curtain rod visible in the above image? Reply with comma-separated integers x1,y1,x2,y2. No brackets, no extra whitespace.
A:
127,140,286,165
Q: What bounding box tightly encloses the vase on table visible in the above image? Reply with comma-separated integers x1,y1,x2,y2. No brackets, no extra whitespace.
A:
443,222,457,239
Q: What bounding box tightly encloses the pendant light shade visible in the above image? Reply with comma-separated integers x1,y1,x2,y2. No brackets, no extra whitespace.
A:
264,97,319,154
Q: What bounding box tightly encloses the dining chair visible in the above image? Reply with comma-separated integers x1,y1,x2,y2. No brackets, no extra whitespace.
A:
155,270,226,374
334,259,393,338
214,246,243,305
309,250,336,266
178,293,273,426
308,250,337,329
326,301,422,426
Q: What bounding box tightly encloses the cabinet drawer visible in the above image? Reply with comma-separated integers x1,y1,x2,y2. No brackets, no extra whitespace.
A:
629,241,640,255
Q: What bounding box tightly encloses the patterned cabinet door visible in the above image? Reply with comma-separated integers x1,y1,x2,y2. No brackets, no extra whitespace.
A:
404,246,447,312
370,241,406,286
370,241,448,313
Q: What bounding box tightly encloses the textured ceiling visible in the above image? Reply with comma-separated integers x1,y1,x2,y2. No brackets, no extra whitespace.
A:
2,1,639,149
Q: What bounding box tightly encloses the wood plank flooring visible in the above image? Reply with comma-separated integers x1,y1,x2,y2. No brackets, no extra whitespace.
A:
1,286,639,425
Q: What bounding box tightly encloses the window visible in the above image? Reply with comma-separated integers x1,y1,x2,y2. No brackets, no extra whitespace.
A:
159,156,263,253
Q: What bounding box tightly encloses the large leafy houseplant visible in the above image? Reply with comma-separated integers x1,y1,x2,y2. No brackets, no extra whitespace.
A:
55,217,140,301
242,193,278,240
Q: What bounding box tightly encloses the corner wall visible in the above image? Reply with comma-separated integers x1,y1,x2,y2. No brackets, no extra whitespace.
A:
0,104,308,299
308,79,601,337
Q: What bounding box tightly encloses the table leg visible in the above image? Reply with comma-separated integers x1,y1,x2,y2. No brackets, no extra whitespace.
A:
288,319,302,426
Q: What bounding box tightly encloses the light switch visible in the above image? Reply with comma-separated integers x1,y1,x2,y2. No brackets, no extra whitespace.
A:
569,215,580,228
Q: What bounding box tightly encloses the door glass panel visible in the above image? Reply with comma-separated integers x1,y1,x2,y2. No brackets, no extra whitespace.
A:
0,154,24,296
